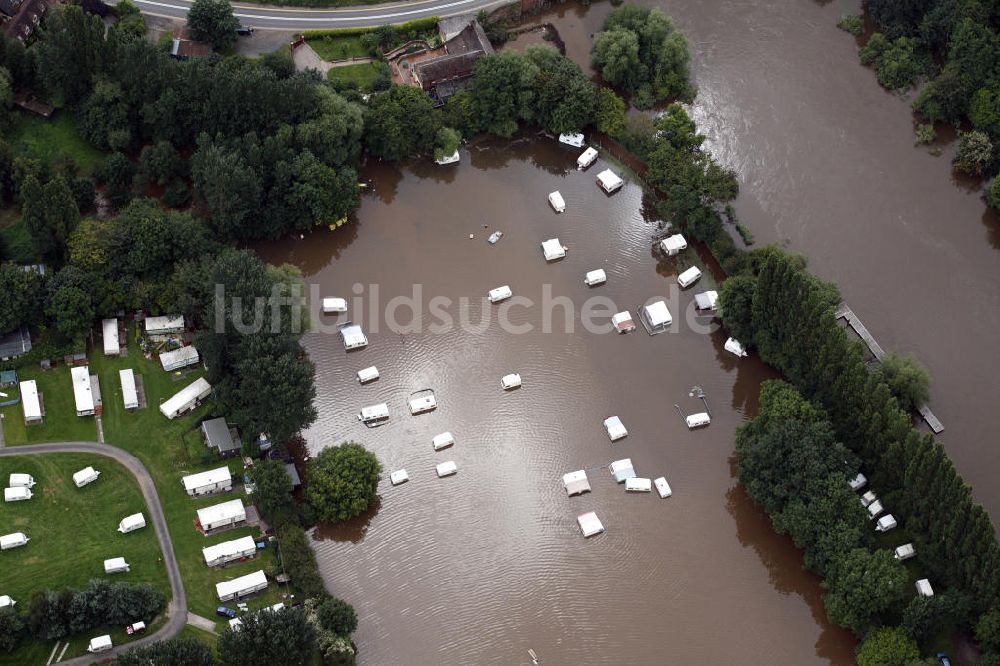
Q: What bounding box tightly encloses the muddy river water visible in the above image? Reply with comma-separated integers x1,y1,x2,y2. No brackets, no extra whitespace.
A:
253,0,1000,663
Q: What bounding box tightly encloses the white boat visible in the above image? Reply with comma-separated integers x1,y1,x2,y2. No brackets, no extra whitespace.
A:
577,511,605,537
609,458,636,483
488,230,503,244
625,477,652,493
603,416,628,442
390,469,409,486
577,146,598,170
559,133,585,148
596,169,623,194
685,412,711,429
435,150,460,165
436,461,458,478
358,403,389,426
724,337,748,357
584,269,607,286
654,477,672,498
408,393,437,415
432,432,455,451
357,366,379,384
541,238,566,261
501,373,522,390
489,285,513,303
612,311,636,333
677,266,702,288
322,298,347,313
660,234,687,256
548,191,566,213
848,472,867,491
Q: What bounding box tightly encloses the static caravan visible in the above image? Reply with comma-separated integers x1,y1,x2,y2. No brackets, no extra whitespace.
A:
609,458,636,483
654,477,672,498
358,403,390,426
119,369,139,411
73,466,100,488
408,392,437,415
612,311,636,333
71,366,96,417
685,412,711,429
390,469,409,486
641,301,673,334
338,323,369,351
488,286,513,304
584,269,607,287
197,499,246,532
875,514,897,532
915,579,934,598
559,133,585,148
894,543,916,561
724,337,748,358
694,291,719,311
0,596,14,609
182,467,232,497
577,511,605,538
20,380,42,425
160,377,212,420
625,477,652,493
677,266,702,288
660,234,687,256
603,416,628,442
562,470,591,497
144,315,185,337
432,432,455,451
216,570,268,602
203,535,257,567
541,239,566,261
436,461,458,478
322,298,347,313
159,346,200,372
596,169,623,194
118,513,146,534
0,533,28,550
577,147,598,170
4,487,32,502
357,366,379,384
501,373,522,390
87,635,113,654
104,557,130,574
8,473,34,488
848,472,867,491
548,191,566,213
102,318,120,356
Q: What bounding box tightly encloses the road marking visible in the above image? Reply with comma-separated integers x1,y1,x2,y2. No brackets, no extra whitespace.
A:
133,0,488,20
143,0,457,14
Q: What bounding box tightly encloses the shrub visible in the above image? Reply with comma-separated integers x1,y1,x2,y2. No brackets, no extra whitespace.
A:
837,14,864,36
954,130,993,175
307,442,381,523
870,352,931,412
914,123,936,145
317,597,357,636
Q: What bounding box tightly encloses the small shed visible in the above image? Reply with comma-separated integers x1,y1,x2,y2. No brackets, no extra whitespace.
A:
104,557,130,574
202,418,239,457
144,315,185,337
894,543,916,561
4,487,32,502
436,460,458,478
694,291,719,311
432,432,455,451
625,477,652,493
120,369,139,411
724,338,748,358
541,239,566,261
160,346,200,372
73,466,100,488
677,266,702,288
338,323,369,350
488,286,513,303
642,301,672,333
102,319,120,356
71,366,95,416
357,366,379,384
216,570,268,602
596,169,623,194
559,133,584,147
118,513,146,534
603,416,628,441
390,469,409,486
577,147,598,170
609,458,636,483
0,533,28,550
875,514,897,532
0,596,14,609
358,403,390,425
182,466,232,496
548,191,566,213
562,470,591,497
915,579,934,597
660,234,687,256
87,635,113,653
612,311,636,333
8,473,34,488
203,535,257,567
584,269,607,286
685,412,711,429
848,472,867,491
160,378,212,420
577,511,604,537
197,499,246,531
322,298,347,313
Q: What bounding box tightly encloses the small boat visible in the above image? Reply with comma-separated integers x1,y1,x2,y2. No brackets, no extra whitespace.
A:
390,469,409,486
625,477,652,493
548,191,566,213
436,461,458,478
584,269,607,286
357,366,379,384
488,230,503,244
488,285,513,304
322,298,347,313
559,133,585,148
654,477,672,498
432,432,455,451
501,373,522,390
408,390,437,415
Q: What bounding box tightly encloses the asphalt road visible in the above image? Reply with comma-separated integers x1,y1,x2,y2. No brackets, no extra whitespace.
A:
0,442,187,665
131,0,511,30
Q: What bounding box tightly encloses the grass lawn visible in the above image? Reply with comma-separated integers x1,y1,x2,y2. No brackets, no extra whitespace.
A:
0,365,99,445
307,34,371,61
326,62,384,91
0,453,170,665
7,112,105,175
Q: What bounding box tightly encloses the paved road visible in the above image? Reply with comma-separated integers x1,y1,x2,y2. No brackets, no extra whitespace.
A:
0,443,186,665
129,0,510,30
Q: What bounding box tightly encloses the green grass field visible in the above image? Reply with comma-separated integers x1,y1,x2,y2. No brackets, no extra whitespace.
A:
0,365,99,445
326,62,384,90
7,113,105,175
307,34,371,61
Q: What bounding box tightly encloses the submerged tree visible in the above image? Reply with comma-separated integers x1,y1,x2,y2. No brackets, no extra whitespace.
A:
307,442,381,523
870,352,931,412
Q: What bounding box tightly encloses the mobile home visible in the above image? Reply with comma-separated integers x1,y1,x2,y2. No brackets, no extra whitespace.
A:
73,466,100,488
197,499,246,532
609,459,636,483
596,169,623,194
541,239,566,261
559,133,584,148
577,511,604,537
358,403,390,426
548,191,566,213
182,467,232,497
436,461,458,478
584,269,607,287
408,392,437,415
160,345,200,372
488,285,513,304
202,535,257,567
641,301,672,334
19,380,42,424
216,570,268,602
562,470,591,497
102,318,120,356
87,635,113,653
685,412,711,429
119,369,140,411
338,323,369,351
390,469,409,486
8,473,34,488
160,378,212,420
432,432,455,451
357,366,379,384
501,373,522,390
677,266,702,288
660,234,687,256
71,366,95,416
577,147,598,170
144,315,184,337
603,416,628,442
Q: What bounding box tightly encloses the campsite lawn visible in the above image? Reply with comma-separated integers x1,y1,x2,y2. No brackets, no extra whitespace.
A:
306,34,371,61
6,112,105,175
0,365,99,445
326,62,384,90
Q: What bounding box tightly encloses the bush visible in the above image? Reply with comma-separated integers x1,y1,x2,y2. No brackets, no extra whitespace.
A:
856,626,920,666
858,34,928,90
163,179,191,207
837,14,864,36
870,352,931,412
306,442,381,523
989,177,1000,211
954,130,993,175
317,597,357,636
633,86,654,110
0,608,23,653
277,525,327,599
914,123,936,145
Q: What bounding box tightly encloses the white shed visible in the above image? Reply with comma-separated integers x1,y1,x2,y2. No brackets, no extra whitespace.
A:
432,432,455,451
625,477,652,493
875,514,897,532
915,579,934,597
87,635,112,653
488,285,513,304
4,487,32,502
120,369,139,411
73,466,100,488
694,291,719,311
559,132,585,147
118,513,146,534
20,380,42,424
724,337,748,357
182,467,232,497
541,238,566,261
159,346,200,372
216,570,268,602
197,499,246,532
104,557,130,574
389,469,409,486
584,269,607,286
203,535,257,567
0,533,28,550
642,301,672,333
357,366,379,384
677,266,702,288
596,169,623,194
145,315,184,336
71,366,95,416
562,470,591,497
322,298,347,313
894,543,916,561
685,412,711,429
577,146,598,170
577,511,605,537
660,234,687,256
358,403,390,425
8,473,34,488
603,416,628,441
338,323,368,350
609,458,636,483
102,318,120,356
436,460,458,478
548,191,566,213
0,596,14,608
160,377,212,419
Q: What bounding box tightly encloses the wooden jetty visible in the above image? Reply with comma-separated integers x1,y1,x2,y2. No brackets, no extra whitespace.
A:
834,305,944,434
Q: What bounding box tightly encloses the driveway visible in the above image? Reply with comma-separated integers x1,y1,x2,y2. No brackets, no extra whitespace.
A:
0,443,186,665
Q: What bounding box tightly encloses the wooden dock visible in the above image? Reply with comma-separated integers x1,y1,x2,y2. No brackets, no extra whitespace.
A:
834,305,944,434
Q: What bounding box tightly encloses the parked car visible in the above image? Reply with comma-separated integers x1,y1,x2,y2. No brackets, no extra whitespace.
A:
236,26,255,36
216,606,237,619
936,654,952,666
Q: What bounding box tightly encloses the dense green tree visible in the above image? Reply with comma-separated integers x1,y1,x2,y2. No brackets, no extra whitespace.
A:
110,636,215,665
35,6,110,104
276,525,327,599
947,18,1000,92
871,352,931,411
823,548,909,636
140,141,184,186
954,129,993,174
112,0,147,42
191,140,263,239
591,28,640,92
855,625,921,666
594,87,627,137
316,597,357,636
718,274,757,346
433,127,461,162
0,67,11,126
977,609,1000,653
524,46,595,135
217,607,316,665
0,608,22,653
21,175,80,260
307,442,382,523
295,87,364,166
470,52,538,137
913,65,969,123
858,34,929,90
187,0,240,51
260,50,296,79
970,86,1000,140
46,284,93,339
0,264,45,334
364,85,439,160
249,459,297,529
97,152,136,210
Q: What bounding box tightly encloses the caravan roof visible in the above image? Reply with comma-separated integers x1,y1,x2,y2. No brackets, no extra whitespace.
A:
104,557,129,573
724,337,748,357
339,323,368,350
562,470,591,497
71,366,95,415
915,579,934,597
685,412,711,429
677,266,702,288
390,469,409,486
625,477,652,493
584,269,607,286
203,536,258,565
660,234,687,255
19,380,41,421
694,291,719,311
119,369,139,409
357,366,379,383
609,458,636,483
436,461,458,477
894,543,916,561
596,169,623,193
72,467,100,488
654,477,672,498
197,499,246,527
145,315,184,334
577,511,605,537
432,432,455,451
215,570,267,601
875,514,897,532
488,286,513,303
408,393,437,415
548,191,566,213
603,416,628,441
541,239,566,261
848,472,867,491
559,133,584,147
8,473,34,488
118,513,146,533
0,596,13,608
87,635,112,653
322,298,347,313
4,487,32,502
160,346,200,371
642,301,672,329
102,319,119,355
358,403,390,424
867,500,885,518
612,311,635,333
0,533,27,549
182,467,232,492
577,146,598,169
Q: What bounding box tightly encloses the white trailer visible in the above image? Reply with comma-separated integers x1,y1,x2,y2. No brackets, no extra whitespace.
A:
118,513,146,534
160,378,212,419
197,499,246,532
182,467,232,497
102,318,120,356
203,535,258,567
20,380,42,424
71,366,95,416
216,570,268,602
4,487,32,502
73,466,100,488
0,533,28,550
120,369,139,410
103,557,130,574
159,346,200,372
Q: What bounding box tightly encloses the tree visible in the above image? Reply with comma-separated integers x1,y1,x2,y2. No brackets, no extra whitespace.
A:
249,459,297,529
977,609,1000,653
190,140,262,239
187,0,239,51
823,548,908,636
858,34,928,90
856,626,921,666
871,352,931,411
954,129,993,175
433,127,461,162
35,6,109,104
77,78,131,151
110,636,215,665
470,52,539,138
0,608,23,653
594,87,627,137
217,607,316,665
0,264,44,334
364,85,439,160
46,284,94,340
21,175,80,260
591,28,641,92
140,141,184,186
719,274,757,347
260,50,296,79
524,46,595,135
307,442,381,523
97,153,136,210
112,0,147,42
276,525,327,599
0,67,12,129
316,597,357,636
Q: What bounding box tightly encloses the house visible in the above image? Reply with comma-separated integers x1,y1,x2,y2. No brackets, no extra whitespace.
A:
197,499,246,532
144,314,185,337
202,535,257,567
410,20,494,101
120,369,139,411
160,378,212,419
202,418,240,457
102,318,121,356
215,570,268,602
160,345,200,372
2,0,47,42
182,466,232,497
0,327,31,361
19,380,41,424
71,366,96,416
